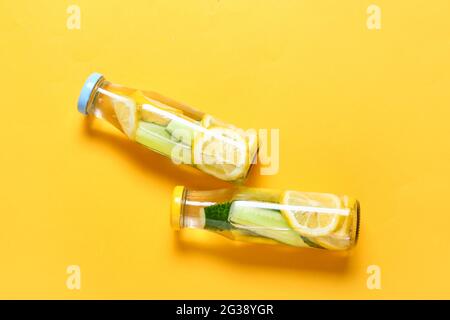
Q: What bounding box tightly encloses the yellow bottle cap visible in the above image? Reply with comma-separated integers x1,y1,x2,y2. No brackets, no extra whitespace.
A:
171,186,185,230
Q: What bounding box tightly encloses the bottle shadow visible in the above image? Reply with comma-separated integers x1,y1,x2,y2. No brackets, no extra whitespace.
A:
81,117,230,189
173,231,352,273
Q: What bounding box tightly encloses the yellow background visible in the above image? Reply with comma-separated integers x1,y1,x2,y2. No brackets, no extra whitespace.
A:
1,0,450,299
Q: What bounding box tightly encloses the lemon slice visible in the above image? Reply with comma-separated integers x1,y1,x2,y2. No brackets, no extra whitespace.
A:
201,114,213,128
315,221,351,250
201,115,257,177
246,130,258,164
193,127,249,181
112,96,138,139
315,196,359,250
131,91,183,126
280,191,343,237
201,114,230,129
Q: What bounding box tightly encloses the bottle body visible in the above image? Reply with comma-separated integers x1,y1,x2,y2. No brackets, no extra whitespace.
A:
172,186,360,251
78,73,257,183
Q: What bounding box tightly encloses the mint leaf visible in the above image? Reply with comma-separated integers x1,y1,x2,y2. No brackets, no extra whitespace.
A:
204,202,232,231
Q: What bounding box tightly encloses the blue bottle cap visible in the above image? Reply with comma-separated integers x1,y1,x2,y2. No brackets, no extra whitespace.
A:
77,72,104,115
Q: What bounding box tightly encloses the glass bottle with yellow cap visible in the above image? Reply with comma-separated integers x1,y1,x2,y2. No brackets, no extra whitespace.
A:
171,186,360,250
77,73,257,183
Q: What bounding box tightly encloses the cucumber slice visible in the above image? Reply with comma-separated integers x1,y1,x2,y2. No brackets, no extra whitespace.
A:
136,121,188,160
229,202,307,247
166,118,197,146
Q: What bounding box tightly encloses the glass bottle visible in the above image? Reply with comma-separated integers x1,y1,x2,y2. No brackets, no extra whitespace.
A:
77,73,257,183
171,186,360,251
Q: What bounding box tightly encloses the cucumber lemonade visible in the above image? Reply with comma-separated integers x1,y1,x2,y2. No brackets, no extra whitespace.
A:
172,186,360,250
77,73,257,183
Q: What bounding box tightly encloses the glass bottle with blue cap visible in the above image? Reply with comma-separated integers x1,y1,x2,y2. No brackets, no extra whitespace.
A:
77,73,258,183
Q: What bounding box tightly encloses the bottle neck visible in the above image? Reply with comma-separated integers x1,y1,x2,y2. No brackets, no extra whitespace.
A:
85,80,130,134
85,79,107,116
171,187,236,230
